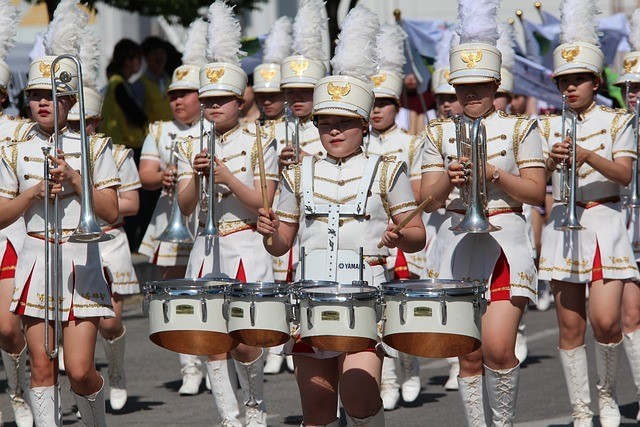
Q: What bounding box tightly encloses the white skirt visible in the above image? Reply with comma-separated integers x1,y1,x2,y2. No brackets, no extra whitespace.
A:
424,211,538,303
0,219,26,263
623,207,640,262
139,194,193,267
185,228,274,282
11,236,114,320
539,201,640,283
100,227,139,295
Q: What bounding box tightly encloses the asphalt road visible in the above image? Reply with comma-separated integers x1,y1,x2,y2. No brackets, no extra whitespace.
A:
1,273,639,426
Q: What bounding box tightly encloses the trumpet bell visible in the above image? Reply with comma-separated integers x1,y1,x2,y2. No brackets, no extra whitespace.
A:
68,218,113,243
556,215,585,231
198,219,218,239
449,204,501,233
157,217,195,244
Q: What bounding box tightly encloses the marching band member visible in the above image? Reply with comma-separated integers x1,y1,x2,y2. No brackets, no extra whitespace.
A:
429,28,464,393
0,2,34,425
68,26,141,413
421,0,546,424
613,11,640,421
258,5,425,426
0,1,120,424
278,0,329,167
138,18,207,397
367,23,425,410
539,1,640,426
252,15,296,375
176,3,278,425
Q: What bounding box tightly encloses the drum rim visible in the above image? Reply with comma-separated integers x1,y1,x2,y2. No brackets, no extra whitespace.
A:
380,279,485,296
225,281,291,298
143,277,239,295
299,284,380,301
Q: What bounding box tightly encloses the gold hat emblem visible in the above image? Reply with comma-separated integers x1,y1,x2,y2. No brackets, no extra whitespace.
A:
327,82,351,101
260,68,277,82
371,74,386,88
39,61,60,78
561,46,581,63
290,59,309,77
175,69,190,81
206,67,225,83
461,50,483,68
624,57,639,74
444,70,450,81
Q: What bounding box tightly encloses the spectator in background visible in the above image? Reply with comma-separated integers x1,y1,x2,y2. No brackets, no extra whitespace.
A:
239,74,261,126
400,73,432,134
133,36,173,125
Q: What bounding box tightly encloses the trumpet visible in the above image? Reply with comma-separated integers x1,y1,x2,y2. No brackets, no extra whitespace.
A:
199,118,218,238
293,116,300,164
625,80,640,208
556,94,584,230
449,115,500,233
156,133,194,244
44,54,112,361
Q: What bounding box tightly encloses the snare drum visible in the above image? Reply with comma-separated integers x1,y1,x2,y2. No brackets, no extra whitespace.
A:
143,278,238,355
295,281,381,353
224,282,293,347
381,279,485,358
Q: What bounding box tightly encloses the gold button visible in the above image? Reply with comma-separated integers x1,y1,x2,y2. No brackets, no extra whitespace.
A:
23,156,28,162
222,157,228,162
338,219,344,227
338,180,345,186
365,214,371,220
241,167,247,172
501,134,507,140
241,150,247,155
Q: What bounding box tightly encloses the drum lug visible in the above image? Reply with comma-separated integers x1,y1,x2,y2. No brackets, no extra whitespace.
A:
142,297,149,317
222,299,230,321
201,298,208,323
399,300,406,325
376,298,384,323
250,300,256,327
440,296,447,326
348,305,355,329
307,305,313,329
163,299,170,323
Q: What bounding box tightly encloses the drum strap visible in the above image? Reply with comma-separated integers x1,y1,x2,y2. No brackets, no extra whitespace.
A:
301,154,381,280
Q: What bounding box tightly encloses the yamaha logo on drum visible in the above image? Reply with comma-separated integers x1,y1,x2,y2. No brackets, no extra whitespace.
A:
175,305,194,315
338,262,360,269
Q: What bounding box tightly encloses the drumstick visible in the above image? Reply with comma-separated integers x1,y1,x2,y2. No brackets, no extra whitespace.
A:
255,120,273,245
377,197,434,249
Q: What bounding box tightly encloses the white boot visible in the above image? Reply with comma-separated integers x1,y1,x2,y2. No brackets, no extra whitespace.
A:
595,339,622,427
178,353,203,395
559,346,594,427
380,357,399,410
263,352,284,375
205,359,242,427
399,353,421,402
57,346,65,373
286,355,295,372
301,420,339,427
100,326,127,411
72,377,107,427
484,364,519,427
445,358,460,391
514,322,528,364
457,375,489,427
622,329,640,421
346,405,385,426
235,351,267,427
29,385,61,427
1,346,34,427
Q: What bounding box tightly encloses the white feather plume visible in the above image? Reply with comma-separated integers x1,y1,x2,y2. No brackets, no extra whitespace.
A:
629,9,640,52
456,0,501,45
263,16,292,64
78,29,100,89
205,1,245,65
435,28,455,70
331,4,379,80
44,0,88,56
559,0,600,45
496,22,515,70
0,0,20,60
292,0,328,61
182,18,208,67
376,24,406,75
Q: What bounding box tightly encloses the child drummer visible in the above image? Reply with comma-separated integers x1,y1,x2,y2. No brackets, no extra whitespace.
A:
257,5,425,426
176,3,278,425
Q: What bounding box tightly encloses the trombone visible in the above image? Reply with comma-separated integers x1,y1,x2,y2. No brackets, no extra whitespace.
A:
556,94,584,230
449,115,500,233
624,80,640,208
156,133,194,244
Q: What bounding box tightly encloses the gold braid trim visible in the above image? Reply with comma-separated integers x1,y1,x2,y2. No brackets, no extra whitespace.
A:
538,117,551,141
610,112,632,145
0,187,17,197
380,159,391,217
421,162,445,170
94,177,121,188
119,181,141,191
275,210,299,222
389,200,417,214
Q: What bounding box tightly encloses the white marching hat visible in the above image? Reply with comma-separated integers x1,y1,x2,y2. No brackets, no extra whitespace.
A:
253,63,282,93
615,10,640,86
280,55,326,89
497,68,513,94
68,86,102,120
26,55,78,93
168,64,201,93
313,75,375,120
371,71,403,99
199,62,247,98
449,42,502,86
432,67,455,95
553,42,604,78
372,24,406,99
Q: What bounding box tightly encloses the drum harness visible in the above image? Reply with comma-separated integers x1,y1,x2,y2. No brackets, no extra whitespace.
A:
300,154,382,281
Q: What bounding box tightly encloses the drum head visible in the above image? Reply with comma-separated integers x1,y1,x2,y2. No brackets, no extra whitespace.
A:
383,332,481,358
300,284,379,301
150,330,238,356
144,278,238,296
381,279,485,297
225,282,290,297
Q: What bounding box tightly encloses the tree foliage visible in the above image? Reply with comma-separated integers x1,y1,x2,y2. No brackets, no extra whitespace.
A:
26,0,266,24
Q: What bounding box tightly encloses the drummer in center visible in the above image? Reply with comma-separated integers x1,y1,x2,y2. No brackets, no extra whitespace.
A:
420,0,546,424
257,5,425,426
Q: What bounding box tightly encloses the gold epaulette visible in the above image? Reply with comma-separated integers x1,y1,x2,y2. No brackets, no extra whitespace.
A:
428,117,453,126
498,110,531,119
599,105,628,114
